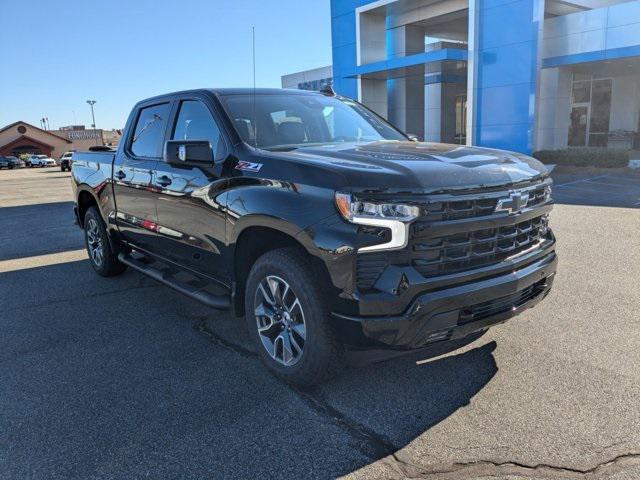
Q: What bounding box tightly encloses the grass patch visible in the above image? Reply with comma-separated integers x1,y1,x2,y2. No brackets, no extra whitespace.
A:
533,148,629,168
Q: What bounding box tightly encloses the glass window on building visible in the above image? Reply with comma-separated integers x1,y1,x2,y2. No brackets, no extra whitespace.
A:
455,95,467,145
568,75,612,148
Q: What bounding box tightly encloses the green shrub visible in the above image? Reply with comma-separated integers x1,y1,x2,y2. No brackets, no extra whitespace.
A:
532,148,629,168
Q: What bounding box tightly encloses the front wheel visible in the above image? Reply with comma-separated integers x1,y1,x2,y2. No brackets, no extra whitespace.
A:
83,206,127,277
245,247,343,387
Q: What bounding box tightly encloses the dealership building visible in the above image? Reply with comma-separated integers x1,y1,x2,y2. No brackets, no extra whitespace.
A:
286,0,640,154
0,121,121,159
282,65,334,91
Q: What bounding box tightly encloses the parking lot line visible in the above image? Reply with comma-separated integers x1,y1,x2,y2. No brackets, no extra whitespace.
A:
554,174,611,188
0,249,87,273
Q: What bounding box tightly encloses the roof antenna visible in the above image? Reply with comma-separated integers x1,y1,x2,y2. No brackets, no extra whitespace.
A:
252,26,257,149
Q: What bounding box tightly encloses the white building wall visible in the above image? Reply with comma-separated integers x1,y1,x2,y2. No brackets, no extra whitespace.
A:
543,1,640,59
536,67,572,150
281,66,333,89
424,83,442,142
537,1,640,150
610,75,640,131
360,78,388,118
537,68,640,150
358,10,386,65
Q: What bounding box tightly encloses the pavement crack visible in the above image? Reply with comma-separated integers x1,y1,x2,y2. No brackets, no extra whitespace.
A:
290,385,398,461
382,451,640,479
188,314,256,359
185,313,640,479
187,312,398,462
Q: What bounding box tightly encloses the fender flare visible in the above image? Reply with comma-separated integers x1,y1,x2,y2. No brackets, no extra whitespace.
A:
228,214,318,256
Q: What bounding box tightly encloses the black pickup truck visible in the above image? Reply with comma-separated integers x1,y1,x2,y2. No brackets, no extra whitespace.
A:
71,88,557,385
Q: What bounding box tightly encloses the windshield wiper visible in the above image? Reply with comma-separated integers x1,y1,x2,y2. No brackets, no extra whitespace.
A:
263,145,301,152
263,142,343,152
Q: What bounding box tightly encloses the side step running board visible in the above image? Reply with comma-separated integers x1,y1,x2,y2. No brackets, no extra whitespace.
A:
117,253,230,310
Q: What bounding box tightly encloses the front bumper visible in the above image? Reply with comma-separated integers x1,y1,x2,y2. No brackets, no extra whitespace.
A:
333,252,557,350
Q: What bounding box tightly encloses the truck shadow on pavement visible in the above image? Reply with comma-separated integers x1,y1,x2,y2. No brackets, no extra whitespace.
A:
1,257,498,479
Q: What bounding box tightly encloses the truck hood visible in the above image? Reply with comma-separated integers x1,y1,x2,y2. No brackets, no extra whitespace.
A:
274,141,549,193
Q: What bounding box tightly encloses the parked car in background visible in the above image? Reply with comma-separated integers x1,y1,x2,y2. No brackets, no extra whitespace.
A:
29,154,57,167
5,156,25,168
0,157,9,169
59,151,74,171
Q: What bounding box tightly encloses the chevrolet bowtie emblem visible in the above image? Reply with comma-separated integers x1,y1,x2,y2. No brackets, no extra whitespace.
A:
495,190,530,214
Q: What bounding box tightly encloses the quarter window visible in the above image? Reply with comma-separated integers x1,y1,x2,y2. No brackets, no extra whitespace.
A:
172,101,224,160
131,103,171,158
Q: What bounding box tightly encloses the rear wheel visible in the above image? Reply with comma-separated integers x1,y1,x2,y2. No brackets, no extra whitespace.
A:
83,206,126,277
245,247,343,386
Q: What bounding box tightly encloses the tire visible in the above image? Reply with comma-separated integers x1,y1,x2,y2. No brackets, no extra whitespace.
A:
245,247,343,387
83,206,127,277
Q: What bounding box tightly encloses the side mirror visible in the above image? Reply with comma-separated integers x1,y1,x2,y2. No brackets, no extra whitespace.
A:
164,140,213,164
407,134,420,142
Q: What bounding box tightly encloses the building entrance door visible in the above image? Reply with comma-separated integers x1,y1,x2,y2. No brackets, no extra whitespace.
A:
568,75,612,147
455,95,467,145
569,105,589,147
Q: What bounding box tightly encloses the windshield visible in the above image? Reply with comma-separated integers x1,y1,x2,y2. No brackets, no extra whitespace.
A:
219,93,406,150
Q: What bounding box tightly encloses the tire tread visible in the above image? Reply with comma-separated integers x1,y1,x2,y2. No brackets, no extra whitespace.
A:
245,247,343,386
84,206,127,277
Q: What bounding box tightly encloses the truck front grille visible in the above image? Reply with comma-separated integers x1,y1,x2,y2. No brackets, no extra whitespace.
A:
355,184,553,291
411,215,549,277
419,184,548,222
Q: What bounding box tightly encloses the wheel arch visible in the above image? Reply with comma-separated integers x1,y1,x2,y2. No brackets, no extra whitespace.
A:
232,223,333,317
76,188,100,228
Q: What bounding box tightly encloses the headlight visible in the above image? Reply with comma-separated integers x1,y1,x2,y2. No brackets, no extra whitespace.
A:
335,192,420,252
335,193,420,222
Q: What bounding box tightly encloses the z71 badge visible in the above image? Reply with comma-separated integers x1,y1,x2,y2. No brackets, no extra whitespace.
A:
235,161,263,172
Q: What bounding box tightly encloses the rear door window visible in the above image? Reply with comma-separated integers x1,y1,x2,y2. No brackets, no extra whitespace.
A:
130,103,171,158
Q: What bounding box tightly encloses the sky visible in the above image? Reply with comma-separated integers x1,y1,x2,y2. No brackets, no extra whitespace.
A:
0,0,332,130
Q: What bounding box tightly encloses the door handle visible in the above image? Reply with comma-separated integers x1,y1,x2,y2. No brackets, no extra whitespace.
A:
156,175,172,187
114,170,126,180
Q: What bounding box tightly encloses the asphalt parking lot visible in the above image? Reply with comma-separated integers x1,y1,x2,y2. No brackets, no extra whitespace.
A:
1,166,640,480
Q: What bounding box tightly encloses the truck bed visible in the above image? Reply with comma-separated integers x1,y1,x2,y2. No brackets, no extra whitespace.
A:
71,151,116,178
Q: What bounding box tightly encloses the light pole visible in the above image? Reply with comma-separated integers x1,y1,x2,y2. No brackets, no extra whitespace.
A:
86,100,98,145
